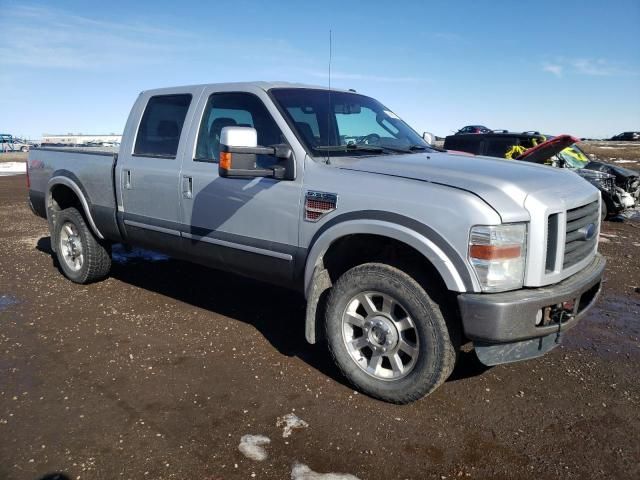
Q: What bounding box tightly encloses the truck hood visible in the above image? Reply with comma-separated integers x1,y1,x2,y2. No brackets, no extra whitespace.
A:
335,151,597,223
516,134,579,164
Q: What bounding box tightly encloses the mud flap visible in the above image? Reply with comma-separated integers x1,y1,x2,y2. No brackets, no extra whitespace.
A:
474,332,562,366
304,266,332,344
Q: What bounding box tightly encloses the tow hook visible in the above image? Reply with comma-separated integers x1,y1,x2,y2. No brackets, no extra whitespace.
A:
538,301,576,344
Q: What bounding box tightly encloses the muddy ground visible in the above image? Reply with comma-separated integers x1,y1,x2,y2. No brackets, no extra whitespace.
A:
1,146,639,480
579,141,640,172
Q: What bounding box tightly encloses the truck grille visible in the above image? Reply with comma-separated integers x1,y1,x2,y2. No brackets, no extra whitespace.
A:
563,200,599,269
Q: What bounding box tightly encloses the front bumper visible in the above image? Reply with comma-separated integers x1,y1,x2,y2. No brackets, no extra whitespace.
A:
458,254,605,365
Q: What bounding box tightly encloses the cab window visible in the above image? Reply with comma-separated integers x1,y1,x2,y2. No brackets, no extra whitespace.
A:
195,92,285,165
134,94,192,158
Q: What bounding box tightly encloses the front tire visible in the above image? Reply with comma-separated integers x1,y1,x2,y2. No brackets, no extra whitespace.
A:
54,207,111,284
325,263,456,404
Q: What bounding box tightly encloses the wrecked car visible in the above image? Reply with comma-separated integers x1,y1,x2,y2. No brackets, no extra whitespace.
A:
579,154,640,204
444,131,638,219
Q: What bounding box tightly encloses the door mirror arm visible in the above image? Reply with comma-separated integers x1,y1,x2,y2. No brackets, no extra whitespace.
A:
218,127,295,180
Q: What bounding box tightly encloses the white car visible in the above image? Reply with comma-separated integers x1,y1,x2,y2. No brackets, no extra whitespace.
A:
1,135,30,152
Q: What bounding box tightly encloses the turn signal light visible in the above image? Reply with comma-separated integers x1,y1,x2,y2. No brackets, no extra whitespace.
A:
469,244,521,260
219,152,232,170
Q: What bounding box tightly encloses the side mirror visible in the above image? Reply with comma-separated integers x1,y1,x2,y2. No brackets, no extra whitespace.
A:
422,131,435,145
218,126,294,180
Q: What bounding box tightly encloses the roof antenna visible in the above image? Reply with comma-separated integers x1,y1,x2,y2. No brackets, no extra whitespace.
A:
326,29,332,164
329,29,332,92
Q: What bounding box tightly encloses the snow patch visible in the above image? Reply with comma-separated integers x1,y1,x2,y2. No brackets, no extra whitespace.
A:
238,434,270,461
0,162,26,176
277,413,309,438
291,462,361,480
613,159,637,164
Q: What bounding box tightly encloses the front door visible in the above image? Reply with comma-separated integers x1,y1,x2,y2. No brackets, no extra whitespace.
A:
178,89,303,286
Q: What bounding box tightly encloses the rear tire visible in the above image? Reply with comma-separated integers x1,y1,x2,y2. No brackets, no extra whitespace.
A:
54,207,111,284
324,263,456,404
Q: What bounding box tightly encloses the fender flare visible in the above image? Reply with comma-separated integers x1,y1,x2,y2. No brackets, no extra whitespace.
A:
305,218,474,295
302,215,477,343
47,175,105,240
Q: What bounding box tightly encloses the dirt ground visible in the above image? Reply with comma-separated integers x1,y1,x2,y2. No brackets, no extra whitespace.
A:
1,146,639,480
0,151,28,163
579,141,640,172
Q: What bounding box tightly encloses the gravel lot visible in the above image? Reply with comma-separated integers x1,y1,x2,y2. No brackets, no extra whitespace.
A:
1,145,639,480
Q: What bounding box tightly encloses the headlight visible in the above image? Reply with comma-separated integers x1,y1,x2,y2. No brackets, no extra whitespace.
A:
469,223,527,292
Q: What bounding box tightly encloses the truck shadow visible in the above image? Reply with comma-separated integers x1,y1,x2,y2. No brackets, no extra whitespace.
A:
37,237,488,389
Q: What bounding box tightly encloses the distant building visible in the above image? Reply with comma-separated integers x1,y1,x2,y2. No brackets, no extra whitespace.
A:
41,133,122,145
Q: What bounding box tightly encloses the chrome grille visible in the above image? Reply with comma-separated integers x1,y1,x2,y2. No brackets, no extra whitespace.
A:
563,200,599,269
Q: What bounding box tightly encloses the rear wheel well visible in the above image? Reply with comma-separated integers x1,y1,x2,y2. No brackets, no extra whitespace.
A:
49,184,82,213
47,183,91,250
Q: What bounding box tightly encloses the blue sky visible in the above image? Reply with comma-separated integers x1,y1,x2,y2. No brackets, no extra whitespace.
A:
1,0,638,139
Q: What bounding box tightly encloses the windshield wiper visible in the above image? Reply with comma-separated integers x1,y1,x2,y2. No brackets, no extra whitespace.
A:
315,144,384,153
373,144,433,154
315,143,438,155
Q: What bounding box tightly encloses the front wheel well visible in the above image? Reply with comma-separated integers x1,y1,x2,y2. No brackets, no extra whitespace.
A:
306,234,461,345
323,234,449,295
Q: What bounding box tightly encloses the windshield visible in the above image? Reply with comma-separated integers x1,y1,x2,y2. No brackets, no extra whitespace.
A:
270,88,430,157
555,143,589,169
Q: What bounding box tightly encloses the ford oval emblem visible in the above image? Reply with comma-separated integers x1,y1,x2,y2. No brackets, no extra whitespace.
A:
578,223,597,241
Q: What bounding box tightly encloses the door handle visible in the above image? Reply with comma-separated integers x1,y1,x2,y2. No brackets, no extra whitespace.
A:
182,176,193,199
123,169,132,189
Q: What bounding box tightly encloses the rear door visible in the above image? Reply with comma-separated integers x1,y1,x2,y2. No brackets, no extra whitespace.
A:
116,89,200,254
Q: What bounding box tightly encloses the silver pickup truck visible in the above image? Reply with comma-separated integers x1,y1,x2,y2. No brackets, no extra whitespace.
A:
27,82,605,403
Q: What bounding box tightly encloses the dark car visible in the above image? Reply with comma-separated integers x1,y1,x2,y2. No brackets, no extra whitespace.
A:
610,131,639,141
455,125,492,135
444,131,638,219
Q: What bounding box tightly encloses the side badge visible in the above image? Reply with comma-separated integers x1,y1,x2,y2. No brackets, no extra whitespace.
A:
305,191,338,222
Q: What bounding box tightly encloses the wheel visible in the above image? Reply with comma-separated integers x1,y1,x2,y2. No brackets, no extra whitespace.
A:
54,207,111,284
324,263,456,403
20,146,28,152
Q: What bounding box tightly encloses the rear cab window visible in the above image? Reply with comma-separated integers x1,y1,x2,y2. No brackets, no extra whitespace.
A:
134,94,192,158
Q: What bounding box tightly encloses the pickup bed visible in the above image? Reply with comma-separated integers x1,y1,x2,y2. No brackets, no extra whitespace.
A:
28,82,605,403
